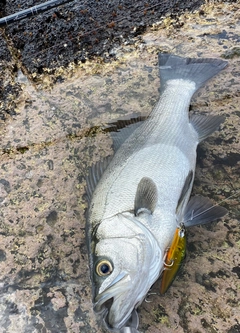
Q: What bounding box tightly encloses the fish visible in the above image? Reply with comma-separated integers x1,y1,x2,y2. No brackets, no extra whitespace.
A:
86,53,228,332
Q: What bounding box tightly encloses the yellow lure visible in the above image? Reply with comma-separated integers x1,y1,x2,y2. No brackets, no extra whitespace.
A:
160,224,186,294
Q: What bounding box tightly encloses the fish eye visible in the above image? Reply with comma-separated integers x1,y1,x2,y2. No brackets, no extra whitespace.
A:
96,260,113,276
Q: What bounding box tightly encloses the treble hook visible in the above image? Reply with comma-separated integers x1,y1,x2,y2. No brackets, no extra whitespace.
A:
145,292,157,303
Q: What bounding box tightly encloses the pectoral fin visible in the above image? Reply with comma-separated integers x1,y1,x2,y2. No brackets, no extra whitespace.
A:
183,196,228,227
134,177,158,216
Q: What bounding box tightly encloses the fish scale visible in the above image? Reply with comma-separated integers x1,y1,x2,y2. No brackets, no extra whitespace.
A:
90,82,197,225
86,53,228,332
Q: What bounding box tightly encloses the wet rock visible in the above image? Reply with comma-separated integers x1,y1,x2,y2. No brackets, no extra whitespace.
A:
46,210,58,227
0,30,23,124
222,46,240,59
232,265,240,279
0,1,239,332
0,249,6,261
228,323,240,333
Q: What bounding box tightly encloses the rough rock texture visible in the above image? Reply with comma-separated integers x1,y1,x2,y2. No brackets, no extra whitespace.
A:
0,31,22,125
0,1,239,333
2,0,205,73
0,0,206,123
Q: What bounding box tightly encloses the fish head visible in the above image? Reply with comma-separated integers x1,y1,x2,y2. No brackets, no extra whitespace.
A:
90,212,162,331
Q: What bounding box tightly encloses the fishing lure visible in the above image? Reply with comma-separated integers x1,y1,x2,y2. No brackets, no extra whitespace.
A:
160,224,186,294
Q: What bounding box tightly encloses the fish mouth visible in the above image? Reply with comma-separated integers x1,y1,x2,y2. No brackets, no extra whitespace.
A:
101,306,139,332
94,272,139,330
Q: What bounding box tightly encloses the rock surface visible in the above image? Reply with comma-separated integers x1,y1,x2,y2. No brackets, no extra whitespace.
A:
0,1,240,332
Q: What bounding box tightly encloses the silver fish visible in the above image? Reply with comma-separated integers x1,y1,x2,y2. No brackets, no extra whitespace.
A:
86,54,228,332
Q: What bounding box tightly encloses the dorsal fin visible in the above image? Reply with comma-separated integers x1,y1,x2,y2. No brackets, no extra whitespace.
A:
86,117,146,202
86,156,113,202
134,177,158,216
104,116,147,151
190,115,225,142
183,195,228,227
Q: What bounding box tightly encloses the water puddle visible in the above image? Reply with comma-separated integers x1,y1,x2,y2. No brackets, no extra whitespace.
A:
0,2,239,332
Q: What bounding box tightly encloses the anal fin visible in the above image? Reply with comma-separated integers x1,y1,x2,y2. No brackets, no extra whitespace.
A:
190,114,225,142
183,195,228,227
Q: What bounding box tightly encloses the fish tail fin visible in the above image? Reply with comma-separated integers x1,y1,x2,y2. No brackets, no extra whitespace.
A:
158,53,228,92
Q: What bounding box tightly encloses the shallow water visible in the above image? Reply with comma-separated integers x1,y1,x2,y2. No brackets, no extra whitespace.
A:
0,2,240,333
